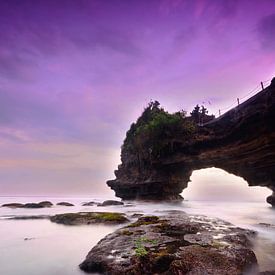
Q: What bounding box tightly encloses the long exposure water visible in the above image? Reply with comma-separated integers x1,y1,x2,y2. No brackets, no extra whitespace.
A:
0,196,274,275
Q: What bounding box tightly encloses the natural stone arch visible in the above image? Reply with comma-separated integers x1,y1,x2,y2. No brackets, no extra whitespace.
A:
107,79,275,206
181,167,270,201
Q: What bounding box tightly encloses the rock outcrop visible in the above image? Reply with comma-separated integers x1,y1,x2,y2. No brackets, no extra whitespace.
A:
50,212,129,225
98,200,124,207
56,202,74,206
107,79,275,205
79,212,258,274
2,201,53,208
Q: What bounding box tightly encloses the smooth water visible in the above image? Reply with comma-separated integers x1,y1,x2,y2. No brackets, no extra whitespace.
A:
0,196,274,274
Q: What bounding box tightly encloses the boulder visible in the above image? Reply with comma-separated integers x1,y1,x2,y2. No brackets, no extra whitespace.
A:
1,203,24,208
50,212,129,225
79,212,257,274
266,192,275,207
23,201,53,208
56,202,74,206
82,201,98,206
98,200,124,207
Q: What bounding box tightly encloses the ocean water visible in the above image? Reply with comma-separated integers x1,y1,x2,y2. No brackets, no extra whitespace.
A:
0,196,274,274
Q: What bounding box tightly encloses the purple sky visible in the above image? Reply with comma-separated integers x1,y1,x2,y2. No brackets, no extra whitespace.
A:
0,0,275,197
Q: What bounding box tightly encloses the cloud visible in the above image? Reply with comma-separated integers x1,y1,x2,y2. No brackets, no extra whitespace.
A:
257,13,275,51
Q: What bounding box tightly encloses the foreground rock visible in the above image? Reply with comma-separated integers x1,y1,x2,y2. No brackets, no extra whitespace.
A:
50,212,129,225
80,212,257,274
107,80,275,202
98,200,124,207
2,201,53,208
56,202,74,206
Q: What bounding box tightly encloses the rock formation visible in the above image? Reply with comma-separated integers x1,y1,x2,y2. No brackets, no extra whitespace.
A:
50,212,129,225
79,212,258,274
2,201,53,208
107,79,275,205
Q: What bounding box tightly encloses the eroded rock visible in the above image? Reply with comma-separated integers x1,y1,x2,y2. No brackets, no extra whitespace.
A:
107,81,275,202
50,212,129,225
82,201,98,206
266,192,275,207
98,200,124,207
2,201,53,208
1,203,24,208
79,212,257,274
56,202,74,206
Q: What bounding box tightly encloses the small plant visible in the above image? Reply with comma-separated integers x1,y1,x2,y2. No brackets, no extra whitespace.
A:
134,237,158,257
134,243,148,257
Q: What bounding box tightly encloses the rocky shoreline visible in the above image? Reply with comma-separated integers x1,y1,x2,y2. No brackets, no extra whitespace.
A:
2,205,275,274
79,211,259,274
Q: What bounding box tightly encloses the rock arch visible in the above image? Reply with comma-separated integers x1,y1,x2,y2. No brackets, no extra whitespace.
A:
181,167,270,201
107,79,275,206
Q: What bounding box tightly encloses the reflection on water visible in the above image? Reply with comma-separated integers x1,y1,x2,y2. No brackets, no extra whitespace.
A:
0,197,274,274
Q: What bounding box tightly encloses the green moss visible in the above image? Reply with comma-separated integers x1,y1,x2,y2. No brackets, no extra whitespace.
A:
128,216,160,227
212,240,228,249
50,212,128,225
93,212,127,222
120,229,133,236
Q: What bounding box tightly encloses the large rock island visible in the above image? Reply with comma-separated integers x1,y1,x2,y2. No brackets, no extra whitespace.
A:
107,79,275,205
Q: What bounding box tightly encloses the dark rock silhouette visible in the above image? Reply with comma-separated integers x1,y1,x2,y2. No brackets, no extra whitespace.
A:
107,79,275,205
97,200,124,207
56,202,74,206
2,201,53,208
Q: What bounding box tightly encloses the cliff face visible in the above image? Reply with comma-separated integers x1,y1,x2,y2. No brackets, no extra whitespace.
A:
107,79,275,206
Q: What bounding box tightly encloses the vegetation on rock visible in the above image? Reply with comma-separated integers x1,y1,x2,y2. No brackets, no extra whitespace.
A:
50,212,129,225
123,100,196,159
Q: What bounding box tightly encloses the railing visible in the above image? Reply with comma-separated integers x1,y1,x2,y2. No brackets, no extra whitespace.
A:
197,78,273,126
213,78,272,117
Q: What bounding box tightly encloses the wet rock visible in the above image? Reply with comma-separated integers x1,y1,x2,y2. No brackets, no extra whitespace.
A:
56,202,74,206
97,200,124,207
266,192,275,207
79,211,257,274
24,237,35,241
258,223,275,228
2,201,53,208
7,215,50,220
50,212,129,225
23,201,53,208
1,203,24,208
82,201,98,206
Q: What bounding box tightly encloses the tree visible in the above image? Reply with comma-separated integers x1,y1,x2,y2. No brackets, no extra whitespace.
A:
190,105,213,124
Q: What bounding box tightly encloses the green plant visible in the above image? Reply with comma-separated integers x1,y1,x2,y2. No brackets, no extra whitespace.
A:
134,237,158,257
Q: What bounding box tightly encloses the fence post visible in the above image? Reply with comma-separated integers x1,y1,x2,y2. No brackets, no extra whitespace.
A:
237,98,240,106
261,81,264,90
219,109,221,116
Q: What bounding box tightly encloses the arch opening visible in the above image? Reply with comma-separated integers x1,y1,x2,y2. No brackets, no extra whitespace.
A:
181,167,271,202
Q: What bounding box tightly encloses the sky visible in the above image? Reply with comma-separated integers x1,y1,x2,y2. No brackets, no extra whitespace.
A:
0,0,274,198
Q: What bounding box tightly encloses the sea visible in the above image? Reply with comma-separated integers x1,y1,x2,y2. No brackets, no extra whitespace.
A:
0,196,274,275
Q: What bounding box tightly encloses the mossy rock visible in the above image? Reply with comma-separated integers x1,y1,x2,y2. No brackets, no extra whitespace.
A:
127,216,160,227
50,212,129,225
